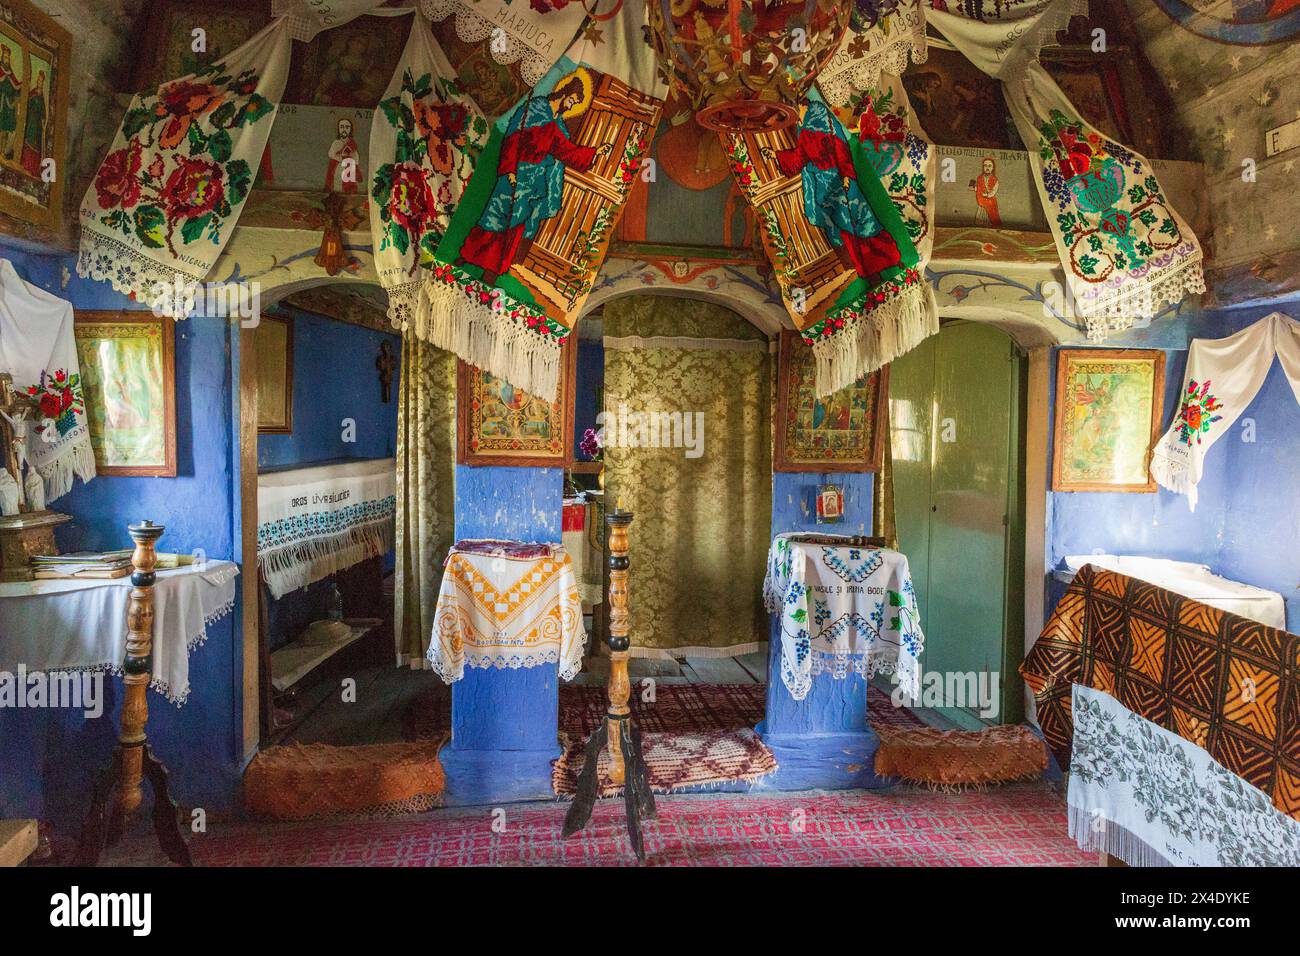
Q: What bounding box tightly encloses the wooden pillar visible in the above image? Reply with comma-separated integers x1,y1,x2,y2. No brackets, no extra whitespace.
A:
77,521,191,866
604,509,632,785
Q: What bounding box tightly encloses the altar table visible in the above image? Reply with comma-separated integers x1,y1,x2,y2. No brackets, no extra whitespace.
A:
0,561,239,705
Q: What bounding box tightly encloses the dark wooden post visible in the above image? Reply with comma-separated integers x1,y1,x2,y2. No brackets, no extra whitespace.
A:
562,507,656,859
77,521,192,866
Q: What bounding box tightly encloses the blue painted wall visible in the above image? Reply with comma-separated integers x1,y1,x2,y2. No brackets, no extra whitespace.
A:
256,307,400,470
1045,299,1300,632
574,339,603,449
0,240,245,829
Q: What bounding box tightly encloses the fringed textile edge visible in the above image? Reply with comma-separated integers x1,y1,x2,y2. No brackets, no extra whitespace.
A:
811,281,936,397
34,432,97,505
1068,803,1174,867
1150,448,1199,511
258,517,394,599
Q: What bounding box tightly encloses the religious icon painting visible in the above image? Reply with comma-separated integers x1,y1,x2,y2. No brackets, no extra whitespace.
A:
456,333,576,467
774,330,888,473
72,312,177,477
0,0,70,239
816,484,845,524
255,314,294,435
1052,348,1165,493
130,0,266,93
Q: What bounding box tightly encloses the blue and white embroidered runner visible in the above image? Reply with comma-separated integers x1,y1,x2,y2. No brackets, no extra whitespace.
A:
257,457,396,599
763,534,923,702
1068,684,1300,867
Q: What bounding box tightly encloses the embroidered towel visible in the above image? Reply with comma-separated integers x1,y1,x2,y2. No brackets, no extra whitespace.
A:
1068,684,1300,867
369,9,489,328
419,9,664,400
76,18,291,314
0,259,95,503
1150,311,1300,510
272,0,392,42
257,458,397,599
428,545,585,683
763,533,923,702
419,0,589,88
819,0,928,107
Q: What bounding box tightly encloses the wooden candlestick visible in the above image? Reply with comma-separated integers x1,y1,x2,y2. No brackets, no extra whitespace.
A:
77,521,192,866
562,507,656,860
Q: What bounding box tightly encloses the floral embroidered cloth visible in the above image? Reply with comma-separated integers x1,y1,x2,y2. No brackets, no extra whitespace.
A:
428,544,585,683
1150,311,1300,511
368,10,489,328
256,458,396,599
0,561,239,706
0,259,95,503
763,533,923,702
76,19,291,314
1068,684,1300,867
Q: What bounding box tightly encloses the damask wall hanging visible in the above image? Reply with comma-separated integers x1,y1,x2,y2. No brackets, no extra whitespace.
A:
927,0,1205,338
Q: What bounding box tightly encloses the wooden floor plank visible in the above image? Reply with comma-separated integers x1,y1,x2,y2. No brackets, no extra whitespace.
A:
681,656,753,684
736,651,768,683
0,820,37,867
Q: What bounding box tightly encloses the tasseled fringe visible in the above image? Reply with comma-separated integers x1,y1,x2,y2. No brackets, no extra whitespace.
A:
626,641,767,661
1149,452,1199,511
1076,253,1206,340
35,435,97,505
413,279,563,401
1068,803,1173,866
258,518,394,599
811,282,937,398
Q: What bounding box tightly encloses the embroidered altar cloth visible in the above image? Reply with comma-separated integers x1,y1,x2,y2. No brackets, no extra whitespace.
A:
257,458,396,599
763,534,923,702
0,561,239,705
427,543,585,684
1068,684,1300,867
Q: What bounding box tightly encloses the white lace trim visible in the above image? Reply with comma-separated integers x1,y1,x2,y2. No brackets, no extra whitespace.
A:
76,227,206,318
413,277,564,400
420,0,556,86
1073,251,1206,340
820,31,928,107
427,646,583,683
810,281,937,397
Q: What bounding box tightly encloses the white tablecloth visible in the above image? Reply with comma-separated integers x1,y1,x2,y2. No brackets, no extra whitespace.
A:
0,561,239,705
763,534,924,701
428,546,585,684
1068,684,1300,866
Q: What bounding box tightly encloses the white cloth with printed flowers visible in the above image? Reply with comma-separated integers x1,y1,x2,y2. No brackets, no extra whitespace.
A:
763,533,923,702
0,259,94,503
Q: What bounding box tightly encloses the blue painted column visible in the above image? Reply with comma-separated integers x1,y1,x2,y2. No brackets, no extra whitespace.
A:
441,465,565,804
756,471,890,790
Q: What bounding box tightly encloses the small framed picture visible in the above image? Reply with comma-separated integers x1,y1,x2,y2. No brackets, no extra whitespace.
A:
1052,348,1165,493
255,313,294,434
73,311,177,477
456,336,576,467
774,330,888,473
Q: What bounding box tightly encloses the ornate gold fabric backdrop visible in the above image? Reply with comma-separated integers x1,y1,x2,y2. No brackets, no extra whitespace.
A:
394,334,457,666
601,295,772,659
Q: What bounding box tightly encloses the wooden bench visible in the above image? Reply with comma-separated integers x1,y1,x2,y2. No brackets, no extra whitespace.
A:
0,820,38,867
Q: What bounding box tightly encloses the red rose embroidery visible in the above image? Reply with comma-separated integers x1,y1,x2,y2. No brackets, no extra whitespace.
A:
94,140,145,210
154,80,225,150
38,393,60,419
161,156,225,220
388,163,434,234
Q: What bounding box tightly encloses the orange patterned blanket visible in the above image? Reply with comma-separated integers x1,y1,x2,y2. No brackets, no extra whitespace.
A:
1022,564,1300,819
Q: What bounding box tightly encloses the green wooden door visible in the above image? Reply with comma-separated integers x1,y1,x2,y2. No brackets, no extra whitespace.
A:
890,322,1024,726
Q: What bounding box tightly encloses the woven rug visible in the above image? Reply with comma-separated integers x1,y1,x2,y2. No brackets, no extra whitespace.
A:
552,728,777,796
115,786,1090,866
244,742,446,821
874,725,1048,790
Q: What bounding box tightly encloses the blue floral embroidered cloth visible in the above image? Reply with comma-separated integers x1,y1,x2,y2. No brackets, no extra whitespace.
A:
257,458,396,599
763,534,923,702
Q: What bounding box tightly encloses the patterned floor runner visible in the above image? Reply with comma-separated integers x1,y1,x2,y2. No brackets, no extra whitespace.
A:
115,787,1089,866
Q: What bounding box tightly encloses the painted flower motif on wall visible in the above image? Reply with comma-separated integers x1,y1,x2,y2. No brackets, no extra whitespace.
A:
91,62,272,257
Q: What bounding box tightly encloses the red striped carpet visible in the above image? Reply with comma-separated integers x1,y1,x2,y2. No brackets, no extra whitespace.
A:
158,786,1090,866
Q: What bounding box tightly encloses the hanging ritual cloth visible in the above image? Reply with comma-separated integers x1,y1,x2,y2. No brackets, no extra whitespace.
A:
417,9,665,400
763,534,923,703
0,259,95,503
1022,564,1300,821
257,458,397,600
1150,311,1300,511
927,0,1204,338
724,92,929,397
818,0,928,107
394,334,457,668
1068,684,1300,867
75,19,292,314
0,561,239,706
271,0,394,42
602,296,772,659
369,10,490,327
419,0,590,88
562,499,602,608
427,543,585,683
